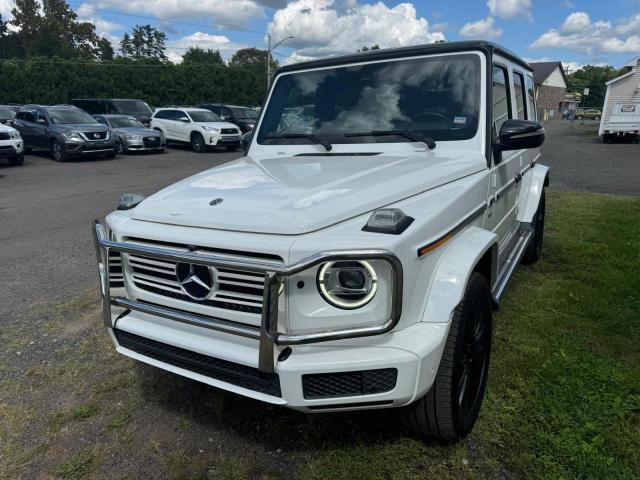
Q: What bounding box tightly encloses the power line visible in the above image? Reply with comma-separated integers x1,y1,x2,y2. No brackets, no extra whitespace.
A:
74,4,266,36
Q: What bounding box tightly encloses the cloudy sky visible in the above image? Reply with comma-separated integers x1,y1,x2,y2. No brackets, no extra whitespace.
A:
1,0,639,68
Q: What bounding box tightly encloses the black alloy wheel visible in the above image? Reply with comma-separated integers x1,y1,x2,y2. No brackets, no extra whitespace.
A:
191,133,206,153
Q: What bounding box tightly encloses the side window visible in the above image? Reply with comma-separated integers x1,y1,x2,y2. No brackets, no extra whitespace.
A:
221,107,232,118
176,111,188,121
492,65,512,137
96,116,108,125
513,72,527,120
36,110,48,124
525,75,537,121
105,102,117,114
210,106,220,115
154,110,168,120
22,109,36,123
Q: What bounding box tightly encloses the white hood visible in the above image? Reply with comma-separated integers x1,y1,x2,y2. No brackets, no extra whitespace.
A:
131,152,486,235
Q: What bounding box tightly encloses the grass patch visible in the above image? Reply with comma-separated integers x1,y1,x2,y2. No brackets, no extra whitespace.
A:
52,448,98,479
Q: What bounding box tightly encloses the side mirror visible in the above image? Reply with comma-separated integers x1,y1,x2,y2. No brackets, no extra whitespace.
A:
179,117,190,123
242,131,253,154
496,119,545,152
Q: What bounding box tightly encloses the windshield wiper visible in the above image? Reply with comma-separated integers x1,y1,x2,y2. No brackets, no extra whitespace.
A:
345,130,436,150
263,133,332,151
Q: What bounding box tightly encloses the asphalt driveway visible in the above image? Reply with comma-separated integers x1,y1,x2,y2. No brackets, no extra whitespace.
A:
540,120,640,196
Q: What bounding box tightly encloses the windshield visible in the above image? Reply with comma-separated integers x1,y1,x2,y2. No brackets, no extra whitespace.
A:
188,110,221,122
112,100,153,116
230,107,258,119
258,53,480,145
0,110,15,120
49,109,99,125
109,117,145,128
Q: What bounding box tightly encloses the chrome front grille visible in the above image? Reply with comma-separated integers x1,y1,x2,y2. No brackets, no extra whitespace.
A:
108,251,124,288
122,239,274,318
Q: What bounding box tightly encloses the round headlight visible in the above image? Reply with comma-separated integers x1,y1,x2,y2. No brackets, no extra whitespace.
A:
317,260,378,309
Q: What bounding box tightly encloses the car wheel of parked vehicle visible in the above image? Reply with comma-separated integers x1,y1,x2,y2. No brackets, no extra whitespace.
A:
602,135,609,143
402,272,492,442
191,133,206,153
115,138,125,154
51,140,67,162
7,151,24,166
522,190,545,265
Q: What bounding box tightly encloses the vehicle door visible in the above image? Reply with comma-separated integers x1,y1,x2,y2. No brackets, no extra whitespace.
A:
485,62,522,266
173,110,191,141
14,109,36,146
32,109,51,149
155,110,175,139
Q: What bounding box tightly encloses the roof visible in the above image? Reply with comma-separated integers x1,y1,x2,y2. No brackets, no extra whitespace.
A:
605,69,636,86
95,114,136,118
529,61,568,86
277,41,532,74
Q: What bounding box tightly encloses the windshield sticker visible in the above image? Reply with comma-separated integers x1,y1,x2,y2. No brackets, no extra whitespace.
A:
453,116,467,126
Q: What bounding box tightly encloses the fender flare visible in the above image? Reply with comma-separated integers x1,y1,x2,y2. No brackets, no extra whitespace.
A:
517,164,549,224
421,226,499,324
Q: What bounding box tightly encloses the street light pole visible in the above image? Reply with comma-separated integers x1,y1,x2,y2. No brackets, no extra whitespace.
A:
266,34,294,89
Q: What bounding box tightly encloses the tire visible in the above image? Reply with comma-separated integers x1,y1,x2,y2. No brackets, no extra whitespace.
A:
522,190,545,265
51,140,67,162
191,133,207,153
7,151,24,166
115,138,125,154
602,135,609,143
402,272,492,441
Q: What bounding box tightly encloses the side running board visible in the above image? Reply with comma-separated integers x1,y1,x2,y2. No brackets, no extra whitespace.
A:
492,228,533,304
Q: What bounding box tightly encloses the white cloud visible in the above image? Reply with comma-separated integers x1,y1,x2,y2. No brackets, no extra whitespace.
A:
523,57,604,74
83,0,265,28
459,17,503,40
165,32,247,63
267,0,445,60
616,13,640,35
531,11,640,54
487,0,532,21
0,0,13,19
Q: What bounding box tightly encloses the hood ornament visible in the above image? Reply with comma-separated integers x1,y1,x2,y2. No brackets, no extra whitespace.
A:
209,198,223,206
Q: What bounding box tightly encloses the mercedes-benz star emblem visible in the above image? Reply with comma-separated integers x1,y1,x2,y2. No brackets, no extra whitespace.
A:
175,263,216,300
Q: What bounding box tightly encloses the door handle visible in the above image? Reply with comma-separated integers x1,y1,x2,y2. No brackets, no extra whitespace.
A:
515,173,522,183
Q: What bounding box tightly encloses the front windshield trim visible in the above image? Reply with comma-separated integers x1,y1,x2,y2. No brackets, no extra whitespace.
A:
255,50,485,150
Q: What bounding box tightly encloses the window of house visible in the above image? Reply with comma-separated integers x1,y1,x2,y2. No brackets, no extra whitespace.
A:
492,65,512,137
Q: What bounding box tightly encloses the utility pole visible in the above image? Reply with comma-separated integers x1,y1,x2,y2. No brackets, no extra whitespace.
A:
266,34,294,89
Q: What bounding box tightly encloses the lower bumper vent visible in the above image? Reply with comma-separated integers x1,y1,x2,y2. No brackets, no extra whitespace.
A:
303,368,397,399
114,329,281,397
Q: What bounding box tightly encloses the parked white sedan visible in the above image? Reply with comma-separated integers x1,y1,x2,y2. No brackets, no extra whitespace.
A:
151,107,242,153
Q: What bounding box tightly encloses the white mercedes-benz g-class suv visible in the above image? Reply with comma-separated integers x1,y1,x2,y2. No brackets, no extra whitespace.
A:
93,41,548,441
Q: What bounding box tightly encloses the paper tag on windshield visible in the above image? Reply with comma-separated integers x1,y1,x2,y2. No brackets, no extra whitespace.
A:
453,116,467,126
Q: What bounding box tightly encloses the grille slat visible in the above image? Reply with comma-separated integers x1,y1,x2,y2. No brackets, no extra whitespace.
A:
123,239,275,317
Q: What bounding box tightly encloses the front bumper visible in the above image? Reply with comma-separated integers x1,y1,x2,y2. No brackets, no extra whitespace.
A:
0,141,23,158
89,221,444,410
123,137,166,151
65,140,115,155
108,310,448,411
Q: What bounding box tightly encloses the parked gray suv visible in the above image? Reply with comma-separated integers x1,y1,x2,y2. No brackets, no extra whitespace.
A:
13,105,115,162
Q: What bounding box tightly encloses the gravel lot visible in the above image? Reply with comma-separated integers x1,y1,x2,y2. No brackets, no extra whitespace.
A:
1,125,637,478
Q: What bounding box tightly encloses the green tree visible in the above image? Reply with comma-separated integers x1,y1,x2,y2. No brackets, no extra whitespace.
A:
11,0,99,58
96,37,114,61
182,47,224,65
119,25,168,63
229,47,277,70
567,65,626,108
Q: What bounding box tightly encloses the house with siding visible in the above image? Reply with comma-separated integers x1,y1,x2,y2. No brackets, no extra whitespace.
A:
598,57,640,142
529,61,568,121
